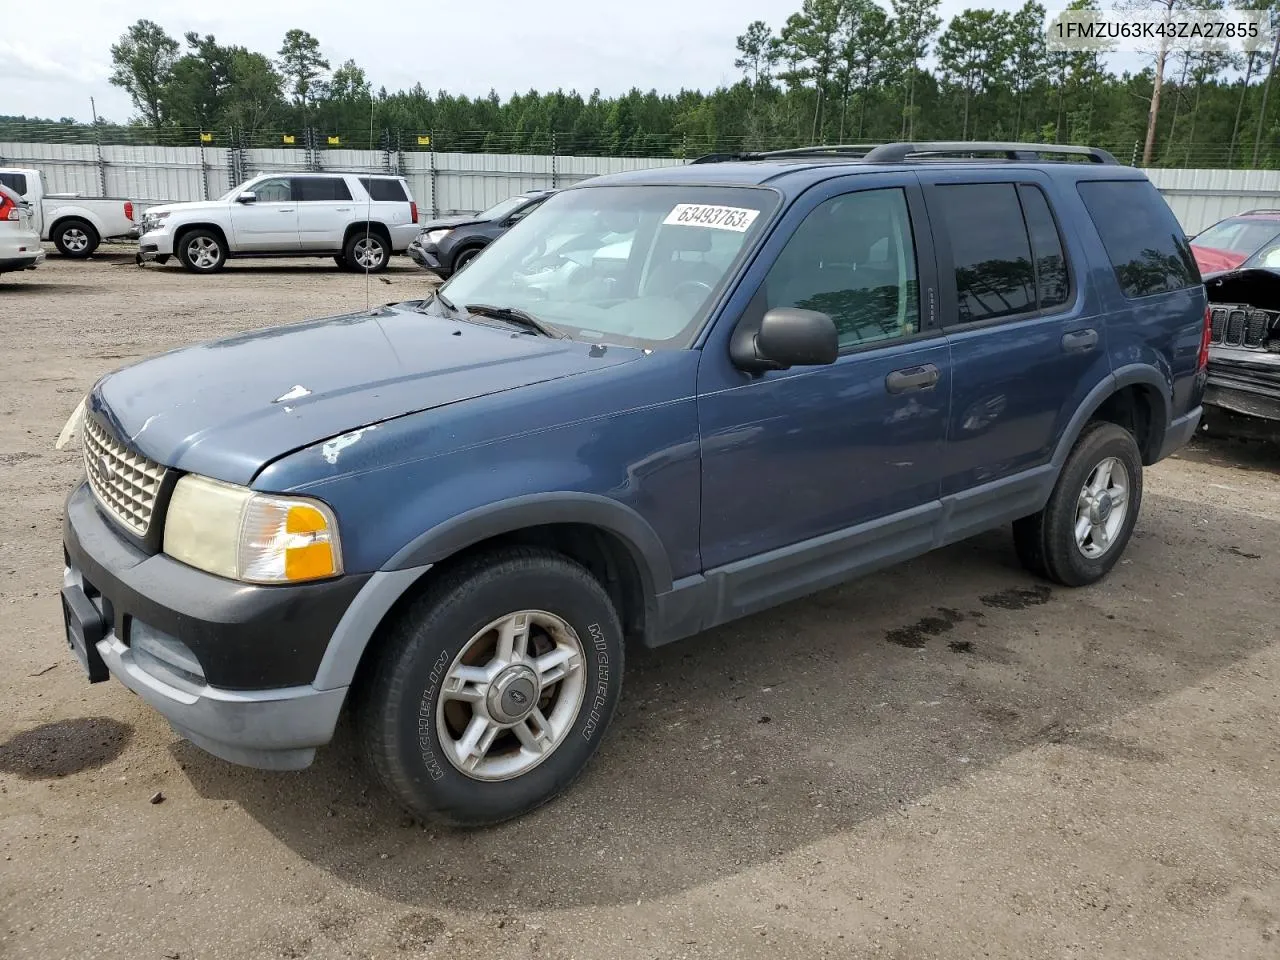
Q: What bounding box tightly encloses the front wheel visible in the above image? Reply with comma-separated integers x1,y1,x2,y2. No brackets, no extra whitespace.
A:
354,547,624,826
1014,421,1143,586
177,229,226,273
343,232,389,273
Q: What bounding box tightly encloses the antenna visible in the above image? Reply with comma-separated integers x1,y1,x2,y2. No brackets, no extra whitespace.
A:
365,91,374,311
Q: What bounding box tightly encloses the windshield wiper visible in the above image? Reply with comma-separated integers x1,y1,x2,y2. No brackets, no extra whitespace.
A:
465,303,564,338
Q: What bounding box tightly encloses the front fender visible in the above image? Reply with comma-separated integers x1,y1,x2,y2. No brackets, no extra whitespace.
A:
386,490,673,594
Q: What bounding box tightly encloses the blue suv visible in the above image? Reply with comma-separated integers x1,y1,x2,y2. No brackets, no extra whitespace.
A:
59,141,1209,825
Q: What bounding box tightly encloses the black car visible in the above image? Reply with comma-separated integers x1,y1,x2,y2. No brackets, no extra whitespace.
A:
408,190,555,277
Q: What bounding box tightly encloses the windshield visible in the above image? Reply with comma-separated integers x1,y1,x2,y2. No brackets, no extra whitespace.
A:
436,185,778,349
479,195,536,221
1193,218,1280,254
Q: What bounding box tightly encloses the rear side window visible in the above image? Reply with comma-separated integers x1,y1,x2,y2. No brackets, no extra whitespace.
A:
296,177,352,201
0,172,28,196
934,183,1035,323
360,178,409,202
1077,179,1199,298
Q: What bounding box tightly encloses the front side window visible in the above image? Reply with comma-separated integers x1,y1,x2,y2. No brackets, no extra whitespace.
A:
762,188,920,347
433,185,777,349
250,178,292,203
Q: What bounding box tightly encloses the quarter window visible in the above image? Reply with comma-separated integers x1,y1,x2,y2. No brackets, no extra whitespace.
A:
0,172,28,196
360,178,409,202
1077,179,1199,298
763,188,920,348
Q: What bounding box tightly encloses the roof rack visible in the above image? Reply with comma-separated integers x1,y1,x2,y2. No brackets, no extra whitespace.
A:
689,144,875,164
1239,208,1280,215
861,141,1118,165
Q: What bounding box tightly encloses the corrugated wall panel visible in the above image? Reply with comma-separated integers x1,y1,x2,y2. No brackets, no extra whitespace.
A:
15,144,1280,232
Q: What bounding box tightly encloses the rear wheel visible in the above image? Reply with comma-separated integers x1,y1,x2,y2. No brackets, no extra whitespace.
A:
354,547,624,826
1013,421,1143,586
53,219,99,258
177,229,226,273
343,231,389,273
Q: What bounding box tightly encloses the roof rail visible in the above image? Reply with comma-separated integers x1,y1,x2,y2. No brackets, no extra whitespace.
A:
861,141,1119,165
1240,208,1280,215
689,144,876,164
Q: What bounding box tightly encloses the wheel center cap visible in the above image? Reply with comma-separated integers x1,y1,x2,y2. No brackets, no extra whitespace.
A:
1095,493,1113,523
488,664,540,724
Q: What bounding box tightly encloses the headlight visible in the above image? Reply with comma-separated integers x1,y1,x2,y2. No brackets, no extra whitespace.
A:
163,475,342,584
425,229,452,244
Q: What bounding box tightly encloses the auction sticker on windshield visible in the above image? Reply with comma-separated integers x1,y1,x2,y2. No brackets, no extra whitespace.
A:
663,203,760,232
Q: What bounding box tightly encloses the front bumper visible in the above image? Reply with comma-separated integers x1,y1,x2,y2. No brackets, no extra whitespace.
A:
136,226,174,259
407,239,449,275
62,481,368,769
1204,347,1280,424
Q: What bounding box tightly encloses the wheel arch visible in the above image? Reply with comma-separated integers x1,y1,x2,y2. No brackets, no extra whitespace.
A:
312,493,672,692
343,221,392,246
449,239,487,269
1052,366,1172,469
173,221,230,252
49,214,100,242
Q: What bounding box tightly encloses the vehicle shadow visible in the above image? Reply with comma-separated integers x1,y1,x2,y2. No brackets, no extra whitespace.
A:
0,282,91,295
178,490,1274,911
1178,431,1280,471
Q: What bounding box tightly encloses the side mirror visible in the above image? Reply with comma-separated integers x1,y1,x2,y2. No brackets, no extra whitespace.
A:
236,191,257,204
731,307,838,373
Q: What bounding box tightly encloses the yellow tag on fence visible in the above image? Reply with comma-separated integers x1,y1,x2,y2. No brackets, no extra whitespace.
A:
417,135,431,146
199,132,212,143
327,136,340,145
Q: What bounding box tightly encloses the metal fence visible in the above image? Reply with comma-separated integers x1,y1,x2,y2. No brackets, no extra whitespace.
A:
1,140,1275,231
0,141,682,218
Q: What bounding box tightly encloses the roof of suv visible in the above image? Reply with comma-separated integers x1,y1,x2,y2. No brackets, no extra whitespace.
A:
581,141,1144,193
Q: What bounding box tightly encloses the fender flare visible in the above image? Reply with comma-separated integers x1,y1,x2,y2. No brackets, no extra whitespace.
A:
385,491,673,593
310,493,672,691
1051,364,1172,469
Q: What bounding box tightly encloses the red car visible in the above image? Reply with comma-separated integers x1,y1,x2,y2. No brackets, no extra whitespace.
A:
1190,209,1280,274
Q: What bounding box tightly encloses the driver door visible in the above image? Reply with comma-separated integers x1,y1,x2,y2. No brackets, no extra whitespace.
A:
229,177,300,251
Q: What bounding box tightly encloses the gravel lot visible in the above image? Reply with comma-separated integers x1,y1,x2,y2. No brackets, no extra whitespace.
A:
1,252,1278,960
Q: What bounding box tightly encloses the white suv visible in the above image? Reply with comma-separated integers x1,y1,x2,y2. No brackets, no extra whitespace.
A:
137,172,419,274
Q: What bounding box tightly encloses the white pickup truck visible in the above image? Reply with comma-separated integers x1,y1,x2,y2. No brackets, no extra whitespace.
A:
0,168,141,259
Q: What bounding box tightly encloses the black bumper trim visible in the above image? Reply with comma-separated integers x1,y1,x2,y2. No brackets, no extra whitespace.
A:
63,482,369,690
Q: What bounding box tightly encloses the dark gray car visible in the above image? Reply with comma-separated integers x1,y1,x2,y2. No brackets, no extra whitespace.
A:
408,190,555,277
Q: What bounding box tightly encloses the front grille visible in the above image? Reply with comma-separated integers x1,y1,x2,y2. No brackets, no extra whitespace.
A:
83,416,167,537
1210,303,1275,349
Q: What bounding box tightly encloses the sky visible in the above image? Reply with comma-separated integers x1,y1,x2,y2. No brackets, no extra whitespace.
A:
0,0,1038,123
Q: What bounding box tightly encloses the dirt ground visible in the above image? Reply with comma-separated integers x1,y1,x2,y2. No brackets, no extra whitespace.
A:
1,251,1278,960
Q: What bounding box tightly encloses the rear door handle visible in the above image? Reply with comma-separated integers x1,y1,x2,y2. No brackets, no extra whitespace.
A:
885,363,940,393
278,208,295,213
1061,328,1098,353
336,207,352,212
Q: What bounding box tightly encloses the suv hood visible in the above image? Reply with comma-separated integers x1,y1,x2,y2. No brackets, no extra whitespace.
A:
144,199,227,218
91,303,641,485
419,215,487,232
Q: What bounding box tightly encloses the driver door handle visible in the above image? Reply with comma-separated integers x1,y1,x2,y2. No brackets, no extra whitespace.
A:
885,363,940,393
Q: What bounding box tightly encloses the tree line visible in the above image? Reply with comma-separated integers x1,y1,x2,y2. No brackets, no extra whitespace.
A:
2,1,1279,168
